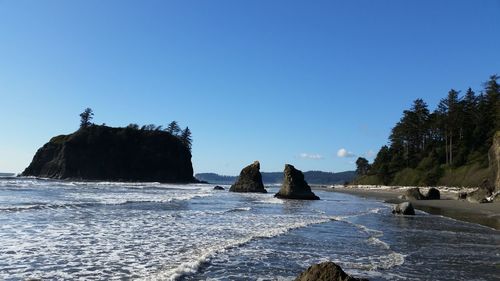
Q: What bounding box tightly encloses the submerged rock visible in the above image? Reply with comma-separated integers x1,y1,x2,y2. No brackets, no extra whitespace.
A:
213,185,225,190
229,161,267,193
294,261,368,281
403,188,425,200
425,187,440,200
392,202,415,215
275,164,319,200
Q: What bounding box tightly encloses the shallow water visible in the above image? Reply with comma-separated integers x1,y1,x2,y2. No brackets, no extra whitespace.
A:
0,178,499,280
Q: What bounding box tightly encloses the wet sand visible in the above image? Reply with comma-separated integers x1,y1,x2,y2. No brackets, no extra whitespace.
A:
314,186,500,230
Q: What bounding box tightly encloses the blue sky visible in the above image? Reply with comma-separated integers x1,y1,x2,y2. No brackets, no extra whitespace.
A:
1,0,499,175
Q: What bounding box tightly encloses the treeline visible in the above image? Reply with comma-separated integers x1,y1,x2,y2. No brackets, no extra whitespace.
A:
356,75,499,186
195,170,356,185
79,108,193,151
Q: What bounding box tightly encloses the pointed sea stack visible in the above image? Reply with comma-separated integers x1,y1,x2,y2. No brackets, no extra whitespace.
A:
275,164,319,200
229,161,267,193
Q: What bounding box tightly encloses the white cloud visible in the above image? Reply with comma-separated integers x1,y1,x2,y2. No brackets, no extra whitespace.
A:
337,148,355,158
299,153,324,160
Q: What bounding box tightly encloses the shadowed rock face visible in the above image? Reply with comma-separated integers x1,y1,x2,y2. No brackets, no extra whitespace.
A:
21,125,195,183
275,164,319,200
294,262,368,281
229,161,267,193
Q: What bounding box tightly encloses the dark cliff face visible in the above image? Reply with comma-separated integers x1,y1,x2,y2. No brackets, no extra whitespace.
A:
22,125,195,183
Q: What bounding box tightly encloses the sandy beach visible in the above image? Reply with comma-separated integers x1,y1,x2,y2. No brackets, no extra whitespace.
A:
313,186,500,230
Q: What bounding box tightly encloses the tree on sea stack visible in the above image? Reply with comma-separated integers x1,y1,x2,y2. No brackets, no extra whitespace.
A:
79,108,94,128
166,121,181,136
180,127,192,151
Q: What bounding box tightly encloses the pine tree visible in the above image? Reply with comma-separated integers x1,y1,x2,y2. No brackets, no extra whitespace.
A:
79,108,94,128
166,121,181,136
180,127,192,150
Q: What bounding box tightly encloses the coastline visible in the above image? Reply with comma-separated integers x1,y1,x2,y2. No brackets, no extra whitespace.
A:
313,186,500,230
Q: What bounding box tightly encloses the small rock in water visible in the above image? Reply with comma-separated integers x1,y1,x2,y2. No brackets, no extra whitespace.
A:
392,202,415,215
425,187,440,200
294,261,368,281
213,185,224,190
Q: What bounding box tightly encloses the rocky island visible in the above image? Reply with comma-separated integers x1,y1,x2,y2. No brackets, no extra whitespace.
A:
22,121,196,183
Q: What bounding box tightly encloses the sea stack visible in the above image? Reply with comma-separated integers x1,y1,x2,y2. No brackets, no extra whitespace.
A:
295,261,368,281
21,125,195,182
229,161,267,193
275,164,319,200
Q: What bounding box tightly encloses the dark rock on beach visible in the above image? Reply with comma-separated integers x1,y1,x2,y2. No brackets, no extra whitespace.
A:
213,185,225,190
403,187,425,200
21,125,196,183
425,187,440,200
392,202,415,215
466,187,492,203
295,261,368,281
275,164,319,200
229,161,267,193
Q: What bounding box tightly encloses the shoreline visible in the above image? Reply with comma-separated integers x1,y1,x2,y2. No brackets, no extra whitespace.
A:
313,186,500,230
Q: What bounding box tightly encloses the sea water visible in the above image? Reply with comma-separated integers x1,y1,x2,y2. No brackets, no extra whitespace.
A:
0,178,498,280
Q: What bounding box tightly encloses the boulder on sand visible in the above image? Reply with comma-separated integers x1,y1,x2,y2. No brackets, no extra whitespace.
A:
392,202,415,215
403,187,425,200
275,164,319,200
425,187,440,200
295,261,368,281
229,161,267,193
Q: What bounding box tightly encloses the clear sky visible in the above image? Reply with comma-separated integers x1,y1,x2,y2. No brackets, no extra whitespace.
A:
1,0,499,175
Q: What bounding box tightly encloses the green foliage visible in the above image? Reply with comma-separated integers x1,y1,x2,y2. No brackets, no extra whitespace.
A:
79,108,94,128
360,75,499,186
166,121,181,136
180,127,192,151
355,157,370,175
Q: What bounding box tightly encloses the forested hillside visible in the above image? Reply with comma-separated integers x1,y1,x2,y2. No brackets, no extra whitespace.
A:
355,75,499,187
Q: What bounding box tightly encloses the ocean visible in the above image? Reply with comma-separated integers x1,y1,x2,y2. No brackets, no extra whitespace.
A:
0,178,499,280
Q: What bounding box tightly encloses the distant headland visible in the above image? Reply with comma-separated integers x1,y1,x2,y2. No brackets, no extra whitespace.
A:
22,108,197,183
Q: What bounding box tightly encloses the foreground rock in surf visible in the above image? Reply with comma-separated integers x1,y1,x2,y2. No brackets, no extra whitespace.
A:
275,164,319,200
392,202,415,215
229,161,267,193
295,261,368,281
213,185,225,190
22,125,195,182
